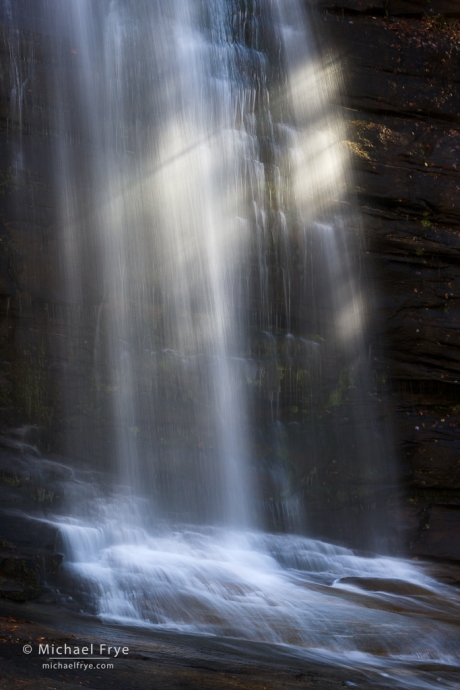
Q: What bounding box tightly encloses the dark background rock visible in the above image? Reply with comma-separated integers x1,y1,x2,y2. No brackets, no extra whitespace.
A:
310,1,460,560
410,504,460,560
310,1,460,17
0,435,64,600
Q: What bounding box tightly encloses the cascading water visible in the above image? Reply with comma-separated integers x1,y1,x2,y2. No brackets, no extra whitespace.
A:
50,0,257,527
2,1,460,688
44,0,395,542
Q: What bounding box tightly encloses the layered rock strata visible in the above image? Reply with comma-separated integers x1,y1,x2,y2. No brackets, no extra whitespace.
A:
311,0,460,560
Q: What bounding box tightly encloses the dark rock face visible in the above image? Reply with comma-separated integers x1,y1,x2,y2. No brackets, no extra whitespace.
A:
0,431,64,600
338,576,433,595
0,517,62,602
411,505,460,560
309,0,460,559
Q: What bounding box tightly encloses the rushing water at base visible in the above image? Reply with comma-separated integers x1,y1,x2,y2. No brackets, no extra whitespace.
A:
53,491,460,690
2,0,459,687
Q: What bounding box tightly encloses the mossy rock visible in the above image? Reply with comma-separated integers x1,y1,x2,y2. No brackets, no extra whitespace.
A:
0,576,39,601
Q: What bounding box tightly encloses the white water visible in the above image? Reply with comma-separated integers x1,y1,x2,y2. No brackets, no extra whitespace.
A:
54,496,460,690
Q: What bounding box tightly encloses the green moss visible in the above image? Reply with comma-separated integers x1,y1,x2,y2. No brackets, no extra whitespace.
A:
296,369,310,384
33,486,57,502
411,487,460,504
326,366,355,409
0,473,21,487
420,211,431,229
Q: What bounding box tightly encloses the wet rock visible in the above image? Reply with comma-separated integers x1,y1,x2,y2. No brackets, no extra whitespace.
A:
0,438,71,512
0,537,62,601
310,2,460,561
422,560,460,586
338,576,432,595
0,442,63,601
0,511,59,551
0,557,40,601
0,577,31,601
410,505,460,560
311,0,460,17
0,533,63,602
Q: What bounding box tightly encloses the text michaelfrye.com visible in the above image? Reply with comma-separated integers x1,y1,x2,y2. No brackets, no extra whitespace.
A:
23,641,130,671
42,662,114,671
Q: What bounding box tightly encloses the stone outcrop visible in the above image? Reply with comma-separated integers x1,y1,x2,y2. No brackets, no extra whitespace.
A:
309,0,460,559
0,430,63,600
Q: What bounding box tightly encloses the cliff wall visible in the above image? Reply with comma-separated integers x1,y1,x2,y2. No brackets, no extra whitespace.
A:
311,0,460,563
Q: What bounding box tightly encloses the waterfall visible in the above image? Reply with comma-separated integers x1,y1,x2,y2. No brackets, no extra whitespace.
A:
41,0,395,541
50,0,258,527
2,2,460,688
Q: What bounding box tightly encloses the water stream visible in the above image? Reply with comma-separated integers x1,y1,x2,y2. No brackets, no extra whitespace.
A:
2,1,460,688
55,491,460,690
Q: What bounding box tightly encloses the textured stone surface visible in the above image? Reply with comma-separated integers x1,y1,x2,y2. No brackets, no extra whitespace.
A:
315,3,460,559
0,435,63,600
310,0,460,16
411,505,460,560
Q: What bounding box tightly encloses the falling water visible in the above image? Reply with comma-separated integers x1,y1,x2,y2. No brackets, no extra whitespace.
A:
50,0,259,527
2,1,460,688
39,0,395,540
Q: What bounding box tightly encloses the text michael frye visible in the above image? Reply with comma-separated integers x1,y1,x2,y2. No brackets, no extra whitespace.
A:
38,643,129,657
